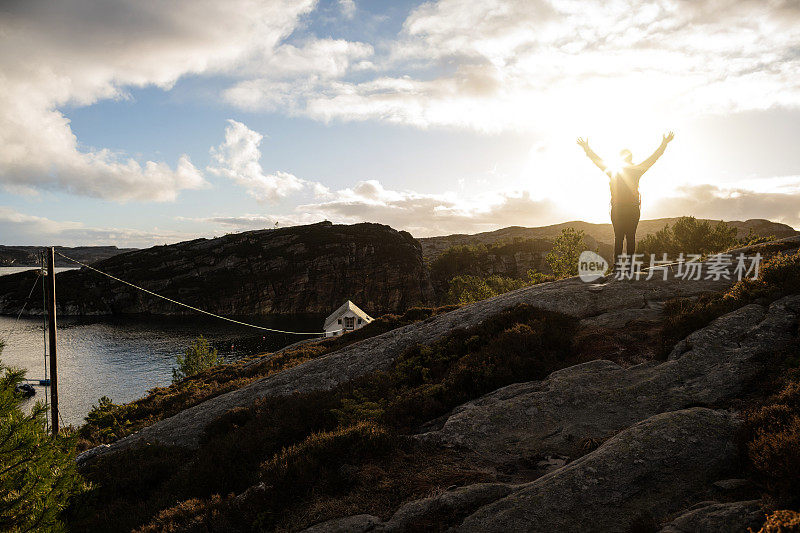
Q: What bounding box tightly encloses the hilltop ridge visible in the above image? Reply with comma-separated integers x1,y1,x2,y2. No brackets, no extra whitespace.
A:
418,217,797,261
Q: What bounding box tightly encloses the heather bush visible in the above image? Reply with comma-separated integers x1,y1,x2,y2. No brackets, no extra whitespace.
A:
756,509,800,532
743,377,800,507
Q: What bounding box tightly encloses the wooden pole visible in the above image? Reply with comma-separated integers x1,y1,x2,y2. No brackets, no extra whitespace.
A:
46,247,59,436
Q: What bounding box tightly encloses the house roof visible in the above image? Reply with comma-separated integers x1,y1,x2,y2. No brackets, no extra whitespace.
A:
324,300,373,330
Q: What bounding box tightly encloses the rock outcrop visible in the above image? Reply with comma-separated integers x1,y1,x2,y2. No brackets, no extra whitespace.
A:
453,408,740,533
418,296,800,463
304,408,741,532
300,292,800,531
0,222,434,317
77,250,745,461
658,500,765,533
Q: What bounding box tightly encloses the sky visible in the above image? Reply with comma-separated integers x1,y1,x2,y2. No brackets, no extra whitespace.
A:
0,0,799,247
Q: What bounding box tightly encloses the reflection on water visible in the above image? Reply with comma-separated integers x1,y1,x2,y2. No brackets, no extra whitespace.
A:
0,313,322,427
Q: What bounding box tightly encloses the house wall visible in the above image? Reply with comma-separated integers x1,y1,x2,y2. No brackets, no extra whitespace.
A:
324,310,371,337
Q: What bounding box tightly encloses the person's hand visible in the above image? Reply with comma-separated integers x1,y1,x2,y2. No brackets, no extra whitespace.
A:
663,131,675,144
576,137,589,150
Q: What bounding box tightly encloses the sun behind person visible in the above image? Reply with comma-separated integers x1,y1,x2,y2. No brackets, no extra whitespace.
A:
576,132,675,272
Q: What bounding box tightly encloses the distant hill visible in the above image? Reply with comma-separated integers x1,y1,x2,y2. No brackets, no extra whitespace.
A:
0,245,137,267
417,218,798,261
0,222,434,317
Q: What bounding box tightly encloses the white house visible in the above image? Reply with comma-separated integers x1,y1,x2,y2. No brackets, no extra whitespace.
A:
324,300,373,337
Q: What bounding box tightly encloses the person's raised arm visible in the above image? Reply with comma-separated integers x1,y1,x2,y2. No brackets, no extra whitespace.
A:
637,131,674,172
576,137,607,172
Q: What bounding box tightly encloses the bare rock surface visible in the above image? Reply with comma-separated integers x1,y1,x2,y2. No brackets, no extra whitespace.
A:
453,408,740,533
78,262,738,462
658,500,765,533
305,408,740,532
304,483,514,533
302,514,381,533
418,295,800,463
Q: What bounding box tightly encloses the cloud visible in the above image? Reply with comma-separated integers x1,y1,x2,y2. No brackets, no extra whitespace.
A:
0,207,194,247
650,181,800,228
186,179,561,237
194,175,800,239
208,120,323,202
295,180,560,236
338,0,356,19
224,0,800,132
0,0,315,200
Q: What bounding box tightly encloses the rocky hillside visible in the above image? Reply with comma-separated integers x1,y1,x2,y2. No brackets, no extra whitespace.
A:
0,222,434,316
0,245,136,266
72,236,800,532
419,217,797,261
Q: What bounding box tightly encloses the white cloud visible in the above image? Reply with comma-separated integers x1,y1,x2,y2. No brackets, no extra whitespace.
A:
295,180,561,236
338,0,357,19
224,0,800,133
208,120,320,202
0,207,193,247
196,174,800,239
0,0,315,201
650,181,800,228
186,179,561,237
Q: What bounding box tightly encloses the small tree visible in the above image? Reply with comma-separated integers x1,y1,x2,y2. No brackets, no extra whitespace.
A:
546,228,586,278
638,217,740,257
0,341,82,532
172,336,220,382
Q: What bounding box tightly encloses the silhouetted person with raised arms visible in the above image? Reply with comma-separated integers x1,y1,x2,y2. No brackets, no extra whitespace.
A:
577,132,674,271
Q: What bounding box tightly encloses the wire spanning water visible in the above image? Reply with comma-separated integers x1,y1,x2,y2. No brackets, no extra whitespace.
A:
0,267,321,427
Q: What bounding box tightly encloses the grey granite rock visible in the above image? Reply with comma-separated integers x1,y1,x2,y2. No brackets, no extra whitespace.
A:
302,514,381,533
417,295,800,464
658,500,765,533
307,408,741,532
454,408,740,532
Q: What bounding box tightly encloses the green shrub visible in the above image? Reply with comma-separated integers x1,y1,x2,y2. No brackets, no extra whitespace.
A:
82,396,131,443
430,238,549,285
546,228,586,278
0,343,83,532
172,335,220,382
638,216,739,257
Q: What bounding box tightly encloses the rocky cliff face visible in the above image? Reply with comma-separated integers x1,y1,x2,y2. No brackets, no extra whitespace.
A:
0,222,434,316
